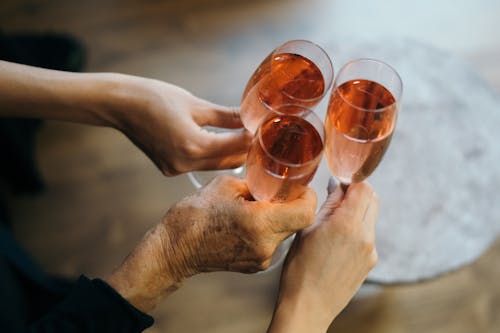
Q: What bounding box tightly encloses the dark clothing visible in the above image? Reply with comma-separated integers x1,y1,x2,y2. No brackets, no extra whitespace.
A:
0,120,155,332
0,31,87,197
0,224,154,332
0,32,153,331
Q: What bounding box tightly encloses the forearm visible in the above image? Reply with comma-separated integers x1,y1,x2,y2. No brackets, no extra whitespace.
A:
0,60,129,126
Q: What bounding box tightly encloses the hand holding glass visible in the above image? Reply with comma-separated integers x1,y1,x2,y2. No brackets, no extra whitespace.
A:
189,39,332,189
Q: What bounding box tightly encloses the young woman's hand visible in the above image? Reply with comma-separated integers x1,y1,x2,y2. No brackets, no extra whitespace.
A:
268,182,379,333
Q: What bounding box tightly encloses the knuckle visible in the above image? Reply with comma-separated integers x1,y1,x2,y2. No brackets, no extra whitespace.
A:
360,237,376,255
252,247,273,271
162,163,181,176
255,258,272,271
181,141,203,158
304,206,316,225
305,187,318,206
368,249,378,269
261,247,274,262
251,242,273,263
294,214,314,231
171,159,189,174
230,106,240,119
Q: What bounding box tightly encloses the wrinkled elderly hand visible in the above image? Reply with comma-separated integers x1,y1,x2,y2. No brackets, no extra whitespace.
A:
106,175,316,313
267,181,379,333
109,76,252,176
162,175,317,275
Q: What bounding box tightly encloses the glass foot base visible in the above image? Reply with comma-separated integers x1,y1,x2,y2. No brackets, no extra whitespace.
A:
187,165,246,189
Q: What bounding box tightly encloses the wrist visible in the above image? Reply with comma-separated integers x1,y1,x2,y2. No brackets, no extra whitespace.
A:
268,291,333,333
105,224,184,313
81,72,141,129
106,266,180,314
0,62,135,126
94,73,161,134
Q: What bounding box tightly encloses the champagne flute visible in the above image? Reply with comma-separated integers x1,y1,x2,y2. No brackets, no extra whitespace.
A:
241,39,333,134
246,104,325,202
246,104,324,271
325,58,402,190
188,40,333,189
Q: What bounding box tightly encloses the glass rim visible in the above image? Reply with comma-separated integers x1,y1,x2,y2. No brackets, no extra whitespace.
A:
333,58,403,113
270,39,334,104
257,104,325,169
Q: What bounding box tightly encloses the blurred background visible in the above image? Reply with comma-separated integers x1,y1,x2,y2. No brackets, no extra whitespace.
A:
1,0,499,332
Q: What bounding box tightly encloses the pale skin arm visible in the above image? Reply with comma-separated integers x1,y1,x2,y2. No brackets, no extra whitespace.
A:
0,60,251,175
267,182,379,333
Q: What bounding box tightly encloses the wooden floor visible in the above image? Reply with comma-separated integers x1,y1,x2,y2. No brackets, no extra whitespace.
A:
1,0,500,332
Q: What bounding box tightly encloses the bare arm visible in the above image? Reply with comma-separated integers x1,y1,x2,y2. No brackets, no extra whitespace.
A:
0,60,251,175
268,182,379,333
0,60,120,124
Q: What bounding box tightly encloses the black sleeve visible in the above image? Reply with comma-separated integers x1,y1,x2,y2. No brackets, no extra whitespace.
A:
29,275,154,333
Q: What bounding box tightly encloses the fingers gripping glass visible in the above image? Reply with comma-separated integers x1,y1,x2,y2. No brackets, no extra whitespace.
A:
188,39,333,189
247,105,324,272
